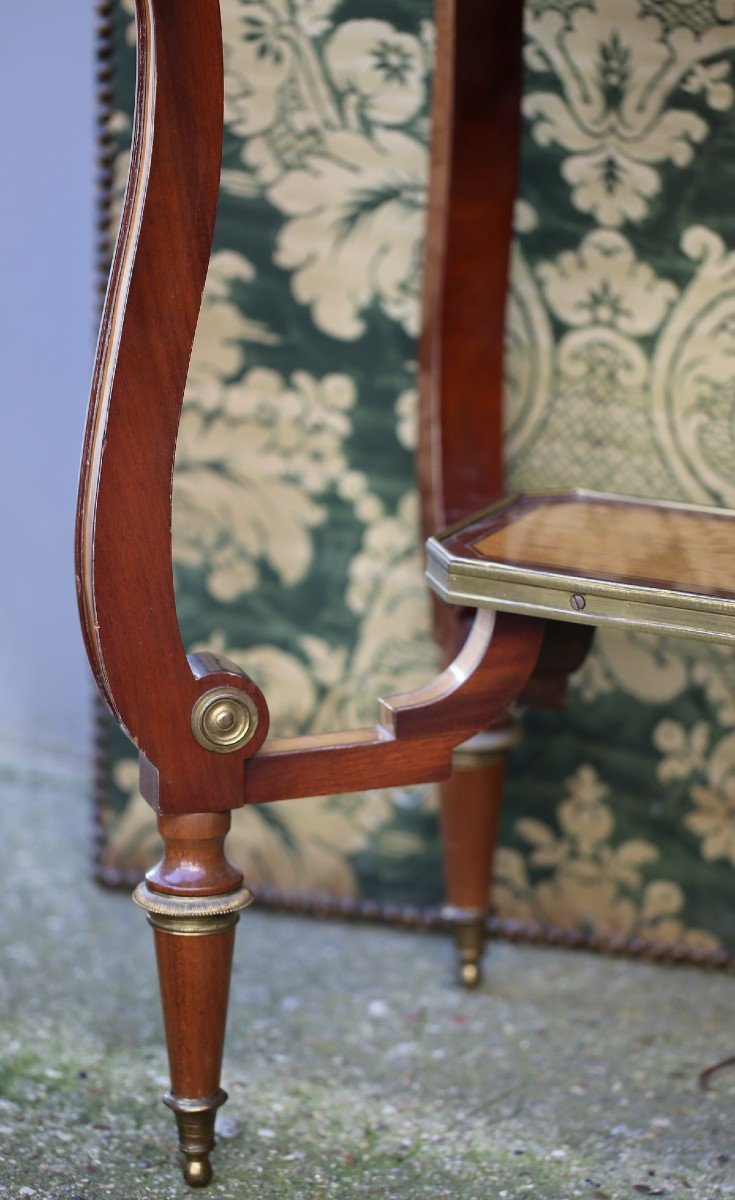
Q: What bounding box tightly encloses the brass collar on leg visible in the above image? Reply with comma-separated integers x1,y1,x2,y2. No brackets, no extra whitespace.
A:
132,882,253,936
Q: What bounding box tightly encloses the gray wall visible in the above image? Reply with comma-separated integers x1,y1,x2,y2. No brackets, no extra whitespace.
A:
0,4,95,763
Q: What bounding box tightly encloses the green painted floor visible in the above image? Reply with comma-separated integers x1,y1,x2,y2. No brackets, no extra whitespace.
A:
1,758,733,1200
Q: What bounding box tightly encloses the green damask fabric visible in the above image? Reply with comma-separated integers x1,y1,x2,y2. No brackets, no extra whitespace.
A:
98,0,735,955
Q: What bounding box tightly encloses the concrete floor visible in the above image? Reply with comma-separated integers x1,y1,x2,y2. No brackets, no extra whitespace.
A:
1,758,734,1200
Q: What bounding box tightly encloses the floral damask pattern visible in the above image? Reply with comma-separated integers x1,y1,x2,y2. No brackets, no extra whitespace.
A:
174,365,358,599
652,228,735,505
222,2,431,339
494,765,718,950
523,0,735,227
101,1,735,954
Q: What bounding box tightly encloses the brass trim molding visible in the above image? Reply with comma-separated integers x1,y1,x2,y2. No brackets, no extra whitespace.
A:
133,882,253,936
164,1088,228,1117
426,488,735,646
426,540,735,645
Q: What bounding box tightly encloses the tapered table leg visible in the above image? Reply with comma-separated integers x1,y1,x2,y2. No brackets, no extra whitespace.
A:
440,721,519,987
134,813,251,1186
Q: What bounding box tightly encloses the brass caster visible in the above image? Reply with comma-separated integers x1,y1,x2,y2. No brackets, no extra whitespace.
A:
459,958,482,989
165,1090,225,1189
183,1153,213,1188
443,907,487,990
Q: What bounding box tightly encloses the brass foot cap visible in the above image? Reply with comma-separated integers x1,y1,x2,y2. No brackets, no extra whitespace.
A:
183,1153,213,1187
459,960,482,989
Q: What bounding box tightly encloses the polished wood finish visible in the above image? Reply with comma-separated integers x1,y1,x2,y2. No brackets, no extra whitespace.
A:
75,0,267,816
81,0,681,1181
147,813,243,896
153,923,235,1104
439,622,595,983
417,0,526,986
245,611,545,804
468,493,735,597
418,0,523,536
429,491,735,644
441,758,507,912
145,813,246,1186
77,1,257,1179
519,622,595,709
439,752,508,987
76,0,549,1179
76,0,540,818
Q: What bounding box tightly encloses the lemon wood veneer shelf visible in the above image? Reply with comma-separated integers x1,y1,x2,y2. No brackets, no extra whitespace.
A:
426,490,735,644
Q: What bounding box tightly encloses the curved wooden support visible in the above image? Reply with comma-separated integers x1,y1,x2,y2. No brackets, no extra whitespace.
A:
77,0,533,823
75,11,263,1174
77,0,539,1186
245,610,545,804
418,0,523,540
520,622,595,709
416,0,525,987
75,0,268,815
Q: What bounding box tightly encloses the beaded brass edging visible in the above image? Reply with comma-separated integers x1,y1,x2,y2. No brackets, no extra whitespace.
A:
133,882,253,936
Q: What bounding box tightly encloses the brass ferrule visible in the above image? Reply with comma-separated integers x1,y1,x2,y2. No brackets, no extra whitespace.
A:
165,1090,227,1188
441,907,487,989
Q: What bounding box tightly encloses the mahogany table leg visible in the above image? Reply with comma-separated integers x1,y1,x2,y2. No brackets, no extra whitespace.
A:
440,721,518,988
133,813,251,1187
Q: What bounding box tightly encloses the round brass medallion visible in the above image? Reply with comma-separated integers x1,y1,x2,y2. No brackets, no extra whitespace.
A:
191,686,259,753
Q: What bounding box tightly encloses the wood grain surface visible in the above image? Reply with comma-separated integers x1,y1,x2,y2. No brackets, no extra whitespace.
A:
76,0,268,814
417,0,523,540
473,496,735,597
414,0,527,980
244,610,546,804
76,0,544,817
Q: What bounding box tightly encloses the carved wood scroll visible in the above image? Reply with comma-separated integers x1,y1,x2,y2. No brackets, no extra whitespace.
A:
76,0,545,816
